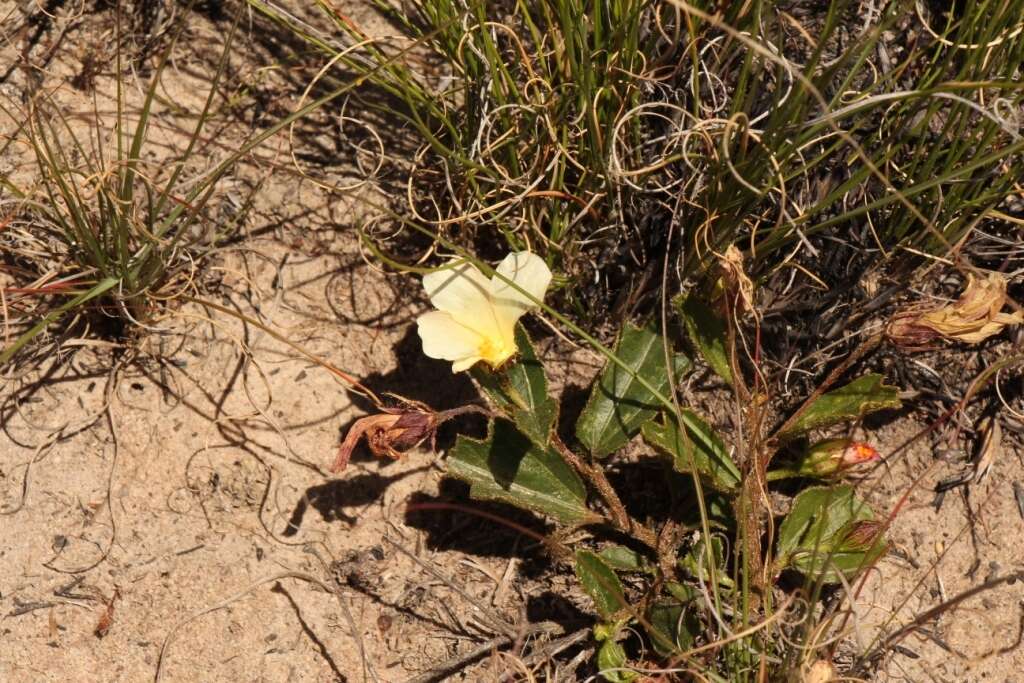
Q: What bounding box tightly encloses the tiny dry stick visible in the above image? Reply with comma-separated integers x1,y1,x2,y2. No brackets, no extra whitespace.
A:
402,634,513,683
880,571,1024,652
154,571,367,683
497,627,591,682
402,621,566,683
382,535,517,637
183,295,382,405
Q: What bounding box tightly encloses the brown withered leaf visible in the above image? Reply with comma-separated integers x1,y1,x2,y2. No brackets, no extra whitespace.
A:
889,272,1023,348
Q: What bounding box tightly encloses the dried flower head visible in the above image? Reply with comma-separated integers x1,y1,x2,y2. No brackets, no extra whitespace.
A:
888,271,1023,349
331,405,438,473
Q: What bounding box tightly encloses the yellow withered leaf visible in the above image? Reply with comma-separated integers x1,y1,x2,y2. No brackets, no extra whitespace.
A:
973,415,1001,483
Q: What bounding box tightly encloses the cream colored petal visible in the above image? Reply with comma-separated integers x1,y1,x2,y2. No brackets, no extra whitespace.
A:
951,320,1008,344
489,251,551,340
419,259,491,327
416,311,484,370
451,356,481,373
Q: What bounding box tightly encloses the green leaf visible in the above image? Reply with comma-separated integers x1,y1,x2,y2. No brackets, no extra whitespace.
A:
471,325,557,446
576,324,691,458
447,419,594,525
776,374,901,440
575,550,627,620
647,599,698,656
798,525,887,582
678,535,734,589
677,294,733,385
664,581,696,603
596,635,636,683
641,410,741,491
777,486,865,558
775,485,886,583
597,545,649,573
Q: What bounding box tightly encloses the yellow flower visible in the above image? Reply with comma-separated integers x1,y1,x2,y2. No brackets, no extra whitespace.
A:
416,251,552,372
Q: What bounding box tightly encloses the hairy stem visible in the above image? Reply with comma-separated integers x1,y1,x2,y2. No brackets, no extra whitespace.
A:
550,434,659,550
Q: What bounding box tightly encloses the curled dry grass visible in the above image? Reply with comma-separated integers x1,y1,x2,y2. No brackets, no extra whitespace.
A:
251,0,1024,324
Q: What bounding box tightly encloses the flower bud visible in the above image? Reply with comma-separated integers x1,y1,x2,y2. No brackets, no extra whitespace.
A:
838,519,885,551
886,306,941,351
796,439,880,478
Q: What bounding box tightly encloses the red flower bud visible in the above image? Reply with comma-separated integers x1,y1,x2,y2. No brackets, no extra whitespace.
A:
796,439,880,478
838,519,885,551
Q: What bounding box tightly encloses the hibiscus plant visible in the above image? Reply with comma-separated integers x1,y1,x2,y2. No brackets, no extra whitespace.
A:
335,250,900,679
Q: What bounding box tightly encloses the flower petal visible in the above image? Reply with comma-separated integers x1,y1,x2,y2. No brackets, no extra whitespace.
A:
451,355,482,373
416,310,484,371
423,259,494,325
489,251,552,330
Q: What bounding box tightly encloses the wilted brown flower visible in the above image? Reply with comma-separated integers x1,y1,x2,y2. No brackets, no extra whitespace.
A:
331,403,491,473
331,407,438,473
888,272,1023,349
886,305,942,350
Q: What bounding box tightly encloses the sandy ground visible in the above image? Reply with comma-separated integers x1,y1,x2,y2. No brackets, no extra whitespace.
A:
2,2,1023,682
0,196,560,682
854,416,1024,682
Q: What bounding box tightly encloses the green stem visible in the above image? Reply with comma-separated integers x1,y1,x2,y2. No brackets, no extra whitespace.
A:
765,468,805,482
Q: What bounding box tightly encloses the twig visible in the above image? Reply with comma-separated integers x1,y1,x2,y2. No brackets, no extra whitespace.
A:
154,571,371,683
45,358,127,574
271,583,346,681
497,627,591,682
402,622,566,683
878,571,1024,653
8,598,54,617
382,535,517,637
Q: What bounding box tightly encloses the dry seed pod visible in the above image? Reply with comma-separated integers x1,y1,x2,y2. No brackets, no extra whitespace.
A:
801,659,837,683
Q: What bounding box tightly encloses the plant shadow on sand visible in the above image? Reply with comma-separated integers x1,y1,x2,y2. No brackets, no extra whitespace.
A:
284,326,486,532
282,465,433,532
338,325,487,452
